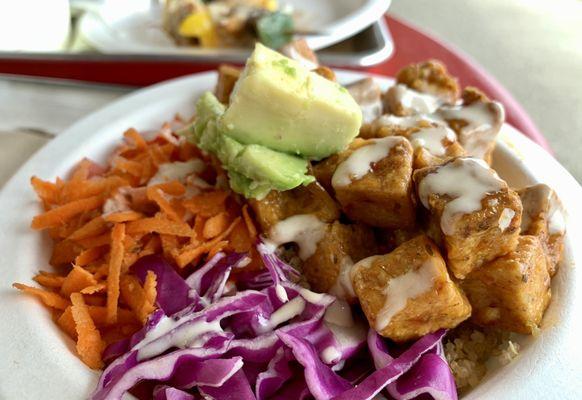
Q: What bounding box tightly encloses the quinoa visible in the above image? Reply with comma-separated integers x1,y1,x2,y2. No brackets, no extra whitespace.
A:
444,323,520,392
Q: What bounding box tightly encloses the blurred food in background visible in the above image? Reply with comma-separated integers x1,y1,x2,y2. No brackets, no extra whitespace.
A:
163,0,293,49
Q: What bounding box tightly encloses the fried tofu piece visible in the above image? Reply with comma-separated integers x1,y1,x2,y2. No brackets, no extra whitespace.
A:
303,222,377,301
215,64,242,104
462,236,551,334
346,78,383,124
352,235,471,342
331,136,416,229
280,39,319,70
249,182,340,233
414,157,522,279
518,184,565,276
395,60,460,104
436,88,504,164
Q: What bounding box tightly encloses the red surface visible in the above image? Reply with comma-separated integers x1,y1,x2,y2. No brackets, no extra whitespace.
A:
0,15,549,150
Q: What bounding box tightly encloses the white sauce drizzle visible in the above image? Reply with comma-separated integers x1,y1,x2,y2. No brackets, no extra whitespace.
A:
299,288,328,304
520,184,566,236
375,260,438,331
548,199,566,235
258,296,306,333
498,208,515,231
275,284,288,303
268,214,327,260
324,299,354,328
418,158,506,235
148,160,206,186
321,346,341,364
332,136,404,188
391,84,441,114
372,114,439,130
329,256,356,300
437,102,505,159
409,126,457,157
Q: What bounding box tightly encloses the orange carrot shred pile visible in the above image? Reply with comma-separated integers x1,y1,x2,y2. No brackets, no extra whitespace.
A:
14,125,261,369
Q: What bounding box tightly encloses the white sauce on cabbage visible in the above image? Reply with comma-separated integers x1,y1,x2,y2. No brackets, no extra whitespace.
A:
332,136,405,187
324,299,354,328
375,260,438,331
321,346,342,364
329,256,356,300
268,214,327,260
259,296,306,333
418,158,505,235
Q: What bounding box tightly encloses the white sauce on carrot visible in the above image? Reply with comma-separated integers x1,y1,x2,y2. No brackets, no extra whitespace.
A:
418,158,506,235
329,256,356,300
148,160,206,186
332,136,405,187
392,84,441,114
268,214,327,260
409,126,457,157
498,208,515,231
375,260,438,331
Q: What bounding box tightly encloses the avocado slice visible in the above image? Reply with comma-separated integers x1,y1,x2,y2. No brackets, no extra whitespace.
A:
184,92,315,199
220,43,362,160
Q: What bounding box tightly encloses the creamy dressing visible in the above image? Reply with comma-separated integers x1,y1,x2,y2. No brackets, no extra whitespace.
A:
520,184,566,235
437,101,505,159
299,288,328,304
321,346,341,364
102,188,132,215
268,214,327,260
548,198,566,235
418,158,506,235
148,160,206,186
346,78,383,124
329,256,356,300
275,284,289,303
498,208,515,231
324,299,354,328
372,114,439,130
409,126,457,157
391,84,441,114
332,136,405,187
375,260,438,331
135,316,223,360
259,296,306,333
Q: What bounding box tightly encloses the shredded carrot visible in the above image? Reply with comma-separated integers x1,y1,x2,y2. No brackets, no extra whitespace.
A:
152,180,186,196
33,273,66,289
31,176,59,204
103,210,144,223
57,307,77,339
242,204,257,238
203,212,230,239
75,247,107,267
126,215,194,237
81,282,107,295
147,186,182,222
144,271,157,307
70,293,105,369
13,283,69,309
183,191,229,217
124,128,147,150
32,195,104,230
106,224,125,325
61,265,98,297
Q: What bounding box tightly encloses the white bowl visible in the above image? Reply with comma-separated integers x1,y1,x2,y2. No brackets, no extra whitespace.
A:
0,71,580,399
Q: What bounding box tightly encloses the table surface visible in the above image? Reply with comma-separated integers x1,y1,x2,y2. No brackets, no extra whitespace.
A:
1,0,581,188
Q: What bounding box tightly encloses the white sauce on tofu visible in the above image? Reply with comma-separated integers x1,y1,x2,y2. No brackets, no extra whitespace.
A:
375,260,438,331
148,160,206,186
410,126,457,157
324,299,354,328
346,78,383,124
321,346,342,364
520,184,566,235
268,214,327,260
332,136,405,187
498,208,515,231
548,200,566,235
329,256,356,300
437,101,505,159
392,84,441,114
372,114,439,130
259,296,305,333
418,158,506,235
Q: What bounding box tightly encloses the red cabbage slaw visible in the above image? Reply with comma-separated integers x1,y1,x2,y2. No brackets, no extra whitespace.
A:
93,242,458,400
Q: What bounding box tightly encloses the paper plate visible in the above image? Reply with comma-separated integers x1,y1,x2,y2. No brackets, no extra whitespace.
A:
0,70,579,399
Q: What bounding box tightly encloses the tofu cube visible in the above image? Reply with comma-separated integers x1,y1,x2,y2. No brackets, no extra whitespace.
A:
249,182,340,233
351,235,471,342
414,157,522,279
462,235,551,334
346,77,383,124
303,222,377,302
518,184,565,276
436,88,504,164
215,64,241,104
331,136,416,229
395,60,460,104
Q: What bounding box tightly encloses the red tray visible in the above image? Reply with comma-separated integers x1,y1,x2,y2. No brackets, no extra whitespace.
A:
0,15,549,151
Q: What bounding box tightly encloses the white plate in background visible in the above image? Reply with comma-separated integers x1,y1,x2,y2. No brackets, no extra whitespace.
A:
77,0,391,54
0,70,580,399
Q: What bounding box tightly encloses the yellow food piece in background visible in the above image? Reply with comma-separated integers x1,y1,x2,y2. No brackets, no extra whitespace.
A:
178,10,218,47
262,0,278,11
